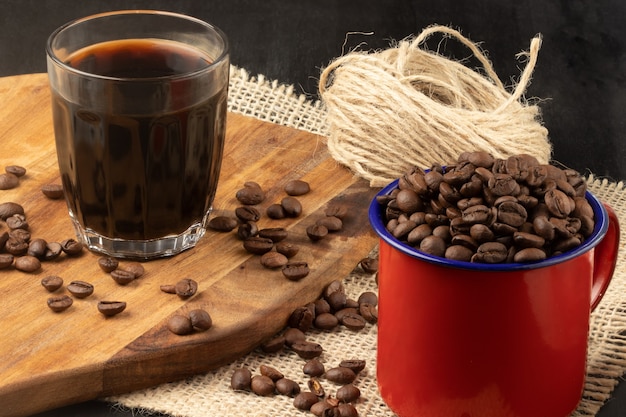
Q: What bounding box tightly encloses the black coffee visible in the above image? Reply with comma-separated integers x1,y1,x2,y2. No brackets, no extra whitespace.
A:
52,38,227,240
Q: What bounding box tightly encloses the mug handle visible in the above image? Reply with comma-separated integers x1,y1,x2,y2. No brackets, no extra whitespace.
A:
591,203,620,311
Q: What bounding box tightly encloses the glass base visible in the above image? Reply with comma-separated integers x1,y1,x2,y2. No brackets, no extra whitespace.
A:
70,213,211,260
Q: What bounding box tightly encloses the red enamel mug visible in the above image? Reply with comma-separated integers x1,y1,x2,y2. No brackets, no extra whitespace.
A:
369,179,620,417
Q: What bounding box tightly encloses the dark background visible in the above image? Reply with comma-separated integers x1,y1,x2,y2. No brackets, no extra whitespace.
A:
1,0,624,416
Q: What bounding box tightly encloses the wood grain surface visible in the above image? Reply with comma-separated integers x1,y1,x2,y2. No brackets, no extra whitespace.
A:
0,74,379,417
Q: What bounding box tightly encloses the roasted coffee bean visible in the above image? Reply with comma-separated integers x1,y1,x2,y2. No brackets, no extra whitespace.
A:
260,251,289,269
303,359,325,377
0,202,24,220
261,335,285,353
357,291,378,306
208,215,238,232
310,400,335,417
0,253,13,269
282,261,310,281
345,298,359,309
167,314,193,335
281,196,303,217
340,312,367,331
47,295,73,312
42,242,62,261
41,275,63,292
243,236,274,255
231,368,253,391
98,301,127,317
334,307,358,323
110,269,136,285
444,245,474,262
513,247,547,262
0,231,7,250
266,203,286,219
358,303,378,324
5,238,28,256
315,312,339,330
175,278,198,299
325,204,349,219
288,306,314,332
14,255,40,272
544,189,574,218
5,165,26,177
236,183,266,205
316,216,343,232
60,238,83,256
325,367,357,384
235,206,261,222
67,280,94,299
326,290,347,312
251,375,275,396
258,227,288,242
294,391,321,411
473,242,508,263
237,221,259,240
160,284,177,294
283,327,307,347
275,378,301,397
123,262,145,278
9,228,30,243
307,224,328,241
6,214,28,230
338,359,366,375
406,223,431,245
276,241,299,258
284,179,311,196
27,238,47,258
260,364,284,381
359,257,378,273
314,299,332,315
189,309,212,331
337,403,359,417
291,340,323,359
336,384,361,403
0,173,19,190
324,280,345,298
41,183,64,199
308,377,325,397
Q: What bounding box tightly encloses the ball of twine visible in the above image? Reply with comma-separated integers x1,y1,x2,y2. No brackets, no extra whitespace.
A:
318,25,552,187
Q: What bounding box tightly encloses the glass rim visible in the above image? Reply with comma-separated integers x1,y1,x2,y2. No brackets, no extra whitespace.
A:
45,9,230,83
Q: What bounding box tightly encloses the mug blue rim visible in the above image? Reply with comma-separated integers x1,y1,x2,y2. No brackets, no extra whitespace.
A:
368,179,610,271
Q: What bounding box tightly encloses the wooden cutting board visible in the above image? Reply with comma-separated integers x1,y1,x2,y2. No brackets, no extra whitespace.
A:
0,74,379,417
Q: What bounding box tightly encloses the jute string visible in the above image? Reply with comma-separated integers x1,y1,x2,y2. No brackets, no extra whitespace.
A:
319,25,552,187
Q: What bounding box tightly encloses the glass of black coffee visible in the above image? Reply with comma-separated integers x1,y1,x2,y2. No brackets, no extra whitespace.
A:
46,10,229,259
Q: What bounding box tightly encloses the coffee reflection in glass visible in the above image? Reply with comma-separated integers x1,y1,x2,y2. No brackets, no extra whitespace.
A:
46,10,229,259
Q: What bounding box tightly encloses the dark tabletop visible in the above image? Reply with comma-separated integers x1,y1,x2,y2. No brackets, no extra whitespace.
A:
1,0,625,416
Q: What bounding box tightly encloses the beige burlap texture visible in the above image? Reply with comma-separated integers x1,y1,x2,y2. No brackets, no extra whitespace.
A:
106,66,626,416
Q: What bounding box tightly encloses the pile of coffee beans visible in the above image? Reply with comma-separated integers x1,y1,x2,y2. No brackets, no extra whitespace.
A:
0,164,64,198
376,151,595,263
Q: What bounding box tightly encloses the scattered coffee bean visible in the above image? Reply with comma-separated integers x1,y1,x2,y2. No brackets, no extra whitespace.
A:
340,312,367,331
123,262,145,278
0,253,14,269
308,377,325,397
306,224,328,241
236,183,266,205
14,255,40,272
250,375,275,396
231,368,253,391
9,228,30,243
41,275,63,292
314,312,339,330
237,221,259,240
357,291,378,306
0,173,19,190
98,256,119,273
67,280,94,299
338,359,366,375
293,391,320,411
189,309,213,331
258,227,288,242
275,378,301,397
208,215,238,232
235,206,261,222
260,251,289,269
41,183,64,199
325,366,357,384
167,314,193,335
110,268,136,285
310,400,334,416
98,301,127,317
266,203,286,219
275,241,299,258
284,179,310,196
4,238,28,255
282,261,310,281
260,364,284,381
283,327,306,346
358,303,378,324
5,165,26,177
27,238,47,258
175,278,198,299
0,202,24,220
243,236,274,255
316,216,343,232
6,214,28,230
43,241,63,261
47,295,73,312
326,290,347,312
160,284,177,294
288,306,314,332
337,403,359,417
281,196,302,217
303,359,325,377
290,340,323,359
60,238,83,256
336,384,361,403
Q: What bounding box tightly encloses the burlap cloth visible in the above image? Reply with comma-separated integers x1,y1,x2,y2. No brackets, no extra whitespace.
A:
106,66,626,417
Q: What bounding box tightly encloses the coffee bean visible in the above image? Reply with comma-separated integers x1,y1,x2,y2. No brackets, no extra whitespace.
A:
0,202,24,220
9,229,30,243
60,238,83,256
310,400,335,417
291,340,323,359
306,224,328,242
67,280,94,299
110,269,136,285
42,242,62,261
281,196,302,217
47,295,73,312
6,214,28,230
231,368,252,391
0,173,19,190
340,312,367,331
260,364,284,381
357,291,378,306
208,215,238,232
275,378,301,397
283,327,306,346
359,257,378,273
275,241,299,258
308,377,325,397
167,314,193,335
175,278,198,299
4,238,27,255
261,335,285,353
41,275,63,292
237,221,259,240
294,391,320,411
0,253,13,269
473,242,508,263
5,165,26,177
338,359,366,375
282,261,310,281
326,291,347,312
258,227,288,242
444,245,474,261
334,307,358,323
14,255,40,272
316,215,343,232
358,303,378,324
284,179,311,196
325,367,357,384
251,375,275,396
303,359,325,377
235,206,261,222
189,309,212,331
243,236,274,255
98,301,127,317
513,247,547,262
266,203,286,219
419,235,446,257
123,262,145,278
314,312,339,330
27,238,47,258
41,183,64,199
336,384,361,403
160,284,177,294
288,306,314,332
236,183,265,205
314,299,332,315
260,251,289,269
337,403,359,417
